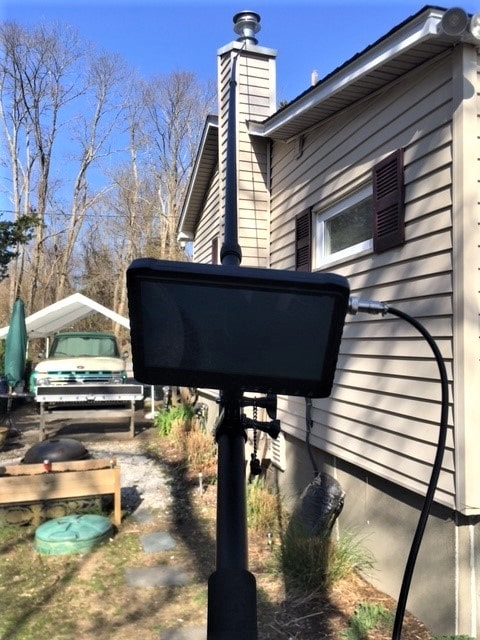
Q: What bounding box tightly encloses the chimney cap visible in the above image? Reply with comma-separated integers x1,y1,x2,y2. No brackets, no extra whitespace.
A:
233,10,261,43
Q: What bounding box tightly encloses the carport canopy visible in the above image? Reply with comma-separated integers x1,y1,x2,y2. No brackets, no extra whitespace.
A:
0,293,129,339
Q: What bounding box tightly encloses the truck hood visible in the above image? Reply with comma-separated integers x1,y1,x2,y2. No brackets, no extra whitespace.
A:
34,357,126,373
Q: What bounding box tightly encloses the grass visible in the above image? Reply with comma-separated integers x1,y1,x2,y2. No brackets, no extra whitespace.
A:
340,602,393,640
153,404,377,600
0,509,213,639
278,525,375,592
0,404,433,639
247,477,281,533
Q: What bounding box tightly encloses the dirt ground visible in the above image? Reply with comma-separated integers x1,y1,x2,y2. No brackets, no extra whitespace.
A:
0,401,433,639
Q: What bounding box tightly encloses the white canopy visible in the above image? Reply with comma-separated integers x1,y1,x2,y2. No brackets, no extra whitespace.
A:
0,293,129,339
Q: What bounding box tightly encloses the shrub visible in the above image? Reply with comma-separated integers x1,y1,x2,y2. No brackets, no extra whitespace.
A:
183,425,217,477
153,402,217,477
328,529,375,584
247,477,280,533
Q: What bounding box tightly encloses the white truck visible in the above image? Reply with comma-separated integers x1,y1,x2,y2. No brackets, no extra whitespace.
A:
29,331,143,439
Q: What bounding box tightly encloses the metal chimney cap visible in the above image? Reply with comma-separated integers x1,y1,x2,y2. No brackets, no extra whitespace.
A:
233,10,261,43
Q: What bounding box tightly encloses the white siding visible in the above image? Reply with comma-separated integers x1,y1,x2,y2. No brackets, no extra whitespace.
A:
451,45,480,515
270,55,460,508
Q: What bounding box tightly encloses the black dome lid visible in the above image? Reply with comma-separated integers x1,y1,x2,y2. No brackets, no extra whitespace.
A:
23,438,89,464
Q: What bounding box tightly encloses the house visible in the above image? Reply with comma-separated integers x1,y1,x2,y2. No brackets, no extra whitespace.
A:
178,6,480,636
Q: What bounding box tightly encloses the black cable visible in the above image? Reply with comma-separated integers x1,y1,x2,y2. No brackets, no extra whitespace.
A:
386,306,449,640
305,397,319,477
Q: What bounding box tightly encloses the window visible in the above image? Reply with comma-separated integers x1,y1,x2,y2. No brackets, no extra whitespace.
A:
314,186,373,266
295,149,405,271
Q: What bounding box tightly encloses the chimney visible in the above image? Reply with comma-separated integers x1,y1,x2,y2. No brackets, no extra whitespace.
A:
216,12,277,267
233,10,261,44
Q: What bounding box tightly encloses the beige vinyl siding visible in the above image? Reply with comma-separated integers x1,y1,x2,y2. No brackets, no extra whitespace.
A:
270,54,459,508
217,45,275,267
192,169,221,264
269,51,454,262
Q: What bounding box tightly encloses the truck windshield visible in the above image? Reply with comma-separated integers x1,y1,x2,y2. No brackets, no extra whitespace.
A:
50,335,120,358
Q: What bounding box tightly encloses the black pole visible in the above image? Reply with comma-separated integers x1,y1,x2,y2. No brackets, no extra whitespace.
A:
207,46,258,640
207,391,257,639
220,49,242,269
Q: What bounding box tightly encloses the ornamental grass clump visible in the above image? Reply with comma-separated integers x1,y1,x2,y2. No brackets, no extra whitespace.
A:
154,402,217,477
279,527,375,592
247,477,281,533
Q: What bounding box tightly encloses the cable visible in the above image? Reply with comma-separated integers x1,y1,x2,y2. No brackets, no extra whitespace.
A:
305,397,319,477
349,297,449,640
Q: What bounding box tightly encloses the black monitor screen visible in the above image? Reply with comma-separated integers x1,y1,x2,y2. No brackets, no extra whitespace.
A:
127,259,349,397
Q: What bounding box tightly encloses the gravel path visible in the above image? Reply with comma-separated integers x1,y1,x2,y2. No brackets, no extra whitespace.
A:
85,439,172,514
0,404,172,518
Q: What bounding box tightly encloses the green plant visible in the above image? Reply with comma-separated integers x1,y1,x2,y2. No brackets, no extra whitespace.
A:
153,403,195,437
246,477,280,533
340,602,393,640
279,527,375,592
328,530,375,584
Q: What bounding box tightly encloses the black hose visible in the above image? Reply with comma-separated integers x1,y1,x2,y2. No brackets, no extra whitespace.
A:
387,306,449,640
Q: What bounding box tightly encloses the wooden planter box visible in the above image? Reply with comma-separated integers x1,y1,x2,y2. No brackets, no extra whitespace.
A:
0,458,121,526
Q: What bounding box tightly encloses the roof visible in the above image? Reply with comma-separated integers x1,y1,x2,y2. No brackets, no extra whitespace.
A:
177,5,478,239
0,293,129,340
249,6,461,142
177,115,218,240
179,6,468,236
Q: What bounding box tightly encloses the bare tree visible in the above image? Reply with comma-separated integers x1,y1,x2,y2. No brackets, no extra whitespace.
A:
0,21,85,310
86,71,215,321
0,21,127,312
1,20,215,321
142,71,216,259
55,51,127,300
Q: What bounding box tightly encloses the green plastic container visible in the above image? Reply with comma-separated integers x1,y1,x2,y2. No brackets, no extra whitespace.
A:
35,514,113,555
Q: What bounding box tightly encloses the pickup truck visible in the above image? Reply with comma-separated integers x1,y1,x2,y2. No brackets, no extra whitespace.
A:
29,331,128,395
29,331,144,440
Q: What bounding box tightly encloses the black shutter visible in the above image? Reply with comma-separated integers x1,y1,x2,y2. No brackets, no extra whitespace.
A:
295,209,312,271
372,149,405,253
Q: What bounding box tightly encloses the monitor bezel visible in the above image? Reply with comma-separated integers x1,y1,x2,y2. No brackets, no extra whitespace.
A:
127,259,350,397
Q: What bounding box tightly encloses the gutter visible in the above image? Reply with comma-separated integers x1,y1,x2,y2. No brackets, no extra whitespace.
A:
249,8,445,140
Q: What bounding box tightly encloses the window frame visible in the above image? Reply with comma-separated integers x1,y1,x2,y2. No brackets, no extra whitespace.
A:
313,185,373,268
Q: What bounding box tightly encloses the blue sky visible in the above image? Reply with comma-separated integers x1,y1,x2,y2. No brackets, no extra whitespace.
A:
3,0,480,104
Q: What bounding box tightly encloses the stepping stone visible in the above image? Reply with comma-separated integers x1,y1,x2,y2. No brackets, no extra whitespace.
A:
125,566,188,588
133,508,157,524
141,531,176,553
159,628,206,640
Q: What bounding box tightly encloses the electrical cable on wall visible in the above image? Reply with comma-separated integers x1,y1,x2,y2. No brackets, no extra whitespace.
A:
348,297,449,640
305,397,319,477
